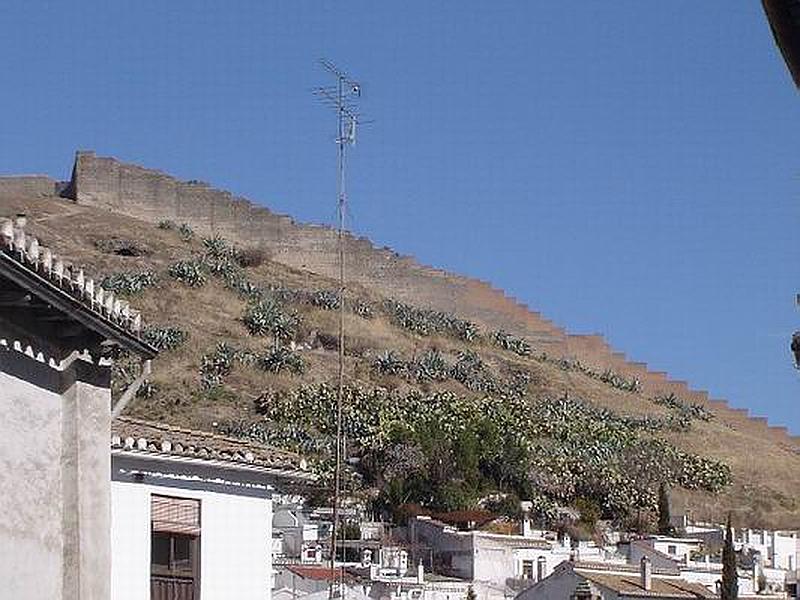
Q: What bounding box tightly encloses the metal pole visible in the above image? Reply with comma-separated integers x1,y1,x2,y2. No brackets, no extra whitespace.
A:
329,71,346,600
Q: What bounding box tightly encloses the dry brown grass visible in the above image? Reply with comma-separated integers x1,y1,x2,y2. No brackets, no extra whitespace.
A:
6,195,800,528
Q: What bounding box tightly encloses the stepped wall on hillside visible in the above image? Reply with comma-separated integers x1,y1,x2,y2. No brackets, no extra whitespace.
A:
17,150,793,444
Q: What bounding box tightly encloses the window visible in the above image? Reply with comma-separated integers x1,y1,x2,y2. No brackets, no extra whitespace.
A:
151,495,200,600
151,532,197,578
667,545,677,555
521,560,534,580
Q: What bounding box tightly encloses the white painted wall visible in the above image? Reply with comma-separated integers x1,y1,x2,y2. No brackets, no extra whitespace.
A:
111,479,272,600
0,372,63,600
110,482,151,600
0,364,112,600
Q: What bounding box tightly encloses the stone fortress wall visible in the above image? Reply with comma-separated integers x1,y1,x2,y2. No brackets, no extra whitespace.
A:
2,150,793,445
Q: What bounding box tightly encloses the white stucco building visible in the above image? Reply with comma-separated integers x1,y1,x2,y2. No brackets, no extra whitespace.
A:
0,215,157,600
408,515,621,600
273,504,324,564
110,417,315,600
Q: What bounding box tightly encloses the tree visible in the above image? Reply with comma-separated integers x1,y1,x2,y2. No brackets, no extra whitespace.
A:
657,483,673,535
465,585,477,600
721,513,738,600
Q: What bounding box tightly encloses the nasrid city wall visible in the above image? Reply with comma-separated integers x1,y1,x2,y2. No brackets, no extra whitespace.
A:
50,151,797,445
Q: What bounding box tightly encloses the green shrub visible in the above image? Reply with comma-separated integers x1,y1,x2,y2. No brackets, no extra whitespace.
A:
250,383,732,523
158,220,177,230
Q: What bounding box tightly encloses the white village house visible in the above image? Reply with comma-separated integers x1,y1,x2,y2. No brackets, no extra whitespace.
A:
408,513,620,600
0,215,158,600
110,417,315,600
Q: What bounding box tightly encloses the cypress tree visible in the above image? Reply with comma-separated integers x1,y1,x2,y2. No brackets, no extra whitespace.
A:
721,513,738,600
657,483,672,535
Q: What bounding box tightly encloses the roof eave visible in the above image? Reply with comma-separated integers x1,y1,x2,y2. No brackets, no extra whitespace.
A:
0,251,157,359
112,447,317,483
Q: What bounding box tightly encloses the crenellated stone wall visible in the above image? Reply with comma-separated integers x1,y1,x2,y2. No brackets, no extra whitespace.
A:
63,151,797,445
0,175,58,198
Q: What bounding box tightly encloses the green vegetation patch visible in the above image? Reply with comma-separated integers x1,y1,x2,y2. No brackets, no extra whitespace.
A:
245,384,731,525
101,270,158,296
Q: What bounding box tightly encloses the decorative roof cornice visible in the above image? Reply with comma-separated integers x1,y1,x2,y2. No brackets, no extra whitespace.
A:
0,215,156,358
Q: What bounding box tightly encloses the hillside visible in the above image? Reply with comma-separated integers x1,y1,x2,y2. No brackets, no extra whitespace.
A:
1,155,799,530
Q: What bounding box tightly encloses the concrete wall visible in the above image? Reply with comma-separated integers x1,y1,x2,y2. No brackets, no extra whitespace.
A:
111,464,273,600
0,348,111,600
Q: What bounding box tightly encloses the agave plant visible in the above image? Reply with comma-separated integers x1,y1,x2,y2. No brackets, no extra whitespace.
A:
450,350,496,392
168,260,207,287
178,222,195,242
202,235,230,258
199,342,238,389
491,330,532,356
653,393,713,422
410,349,450,382
101,270,158,296
142,326,188,351
352,300,374,319
242,299,299,344
311,290,341,311
371,350,407,377
258,346,307,375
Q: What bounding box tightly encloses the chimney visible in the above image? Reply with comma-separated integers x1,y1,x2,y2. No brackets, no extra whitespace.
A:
640,556,652,591
417,560,424,584
520,501,533,537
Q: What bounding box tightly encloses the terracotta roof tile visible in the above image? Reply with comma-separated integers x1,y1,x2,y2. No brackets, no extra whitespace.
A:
111,417,313,478
577,570,716,598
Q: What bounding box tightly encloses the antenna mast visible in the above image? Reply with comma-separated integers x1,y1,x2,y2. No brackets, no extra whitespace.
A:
314,59,364,600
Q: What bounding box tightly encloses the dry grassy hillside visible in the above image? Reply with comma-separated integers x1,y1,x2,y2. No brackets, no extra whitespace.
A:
4,193,799,529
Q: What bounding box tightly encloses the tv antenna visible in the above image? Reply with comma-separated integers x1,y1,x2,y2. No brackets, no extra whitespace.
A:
313,59,367,600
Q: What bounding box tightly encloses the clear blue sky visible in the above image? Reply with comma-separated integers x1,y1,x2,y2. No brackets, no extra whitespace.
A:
1,2,797,431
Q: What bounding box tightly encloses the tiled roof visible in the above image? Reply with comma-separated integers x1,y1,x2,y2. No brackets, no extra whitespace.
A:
572,560,679,576
285,565,357,584
111,417,313,478
577,570,716,599
0,215,155,357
